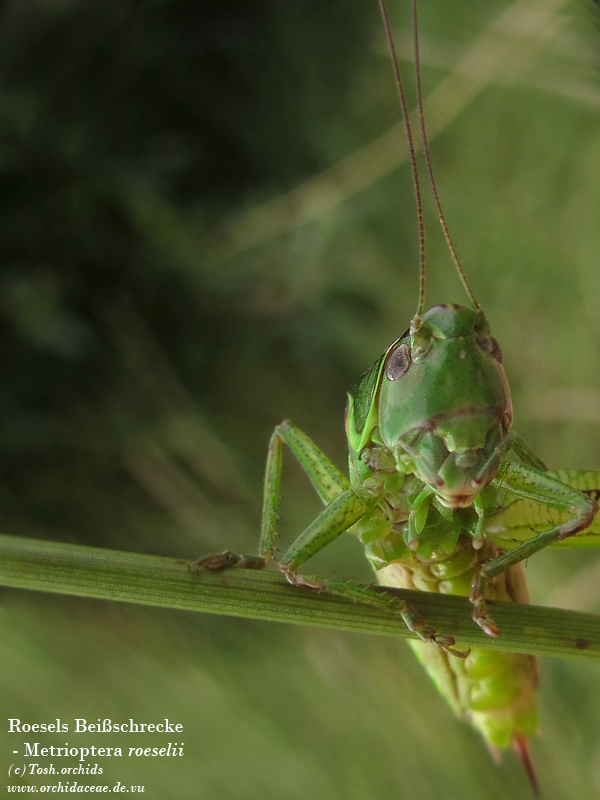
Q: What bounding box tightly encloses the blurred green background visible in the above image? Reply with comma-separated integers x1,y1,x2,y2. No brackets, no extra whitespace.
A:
3,0,600,797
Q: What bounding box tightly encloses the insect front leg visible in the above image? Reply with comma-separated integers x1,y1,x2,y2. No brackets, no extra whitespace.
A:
193,421,390,610
470,461,598,636
192,419,352,574
194,422,466,657
261,429,471,657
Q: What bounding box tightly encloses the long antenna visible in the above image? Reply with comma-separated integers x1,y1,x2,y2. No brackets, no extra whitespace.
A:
378,0,426,326
410,0,480,312
379,0,481,315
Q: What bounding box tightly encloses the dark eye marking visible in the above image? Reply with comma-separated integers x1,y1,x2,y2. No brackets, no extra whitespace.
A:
478,334,503,363
490,337,503,363
385,343,411,381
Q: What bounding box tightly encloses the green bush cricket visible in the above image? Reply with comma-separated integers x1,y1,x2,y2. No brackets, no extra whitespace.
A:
193,0,600,790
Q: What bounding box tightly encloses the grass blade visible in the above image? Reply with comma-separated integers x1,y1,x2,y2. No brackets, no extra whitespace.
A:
1,533,599,661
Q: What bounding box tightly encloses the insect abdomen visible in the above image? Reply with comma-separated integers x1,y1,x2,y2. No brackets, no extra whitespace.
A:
376,537,539,750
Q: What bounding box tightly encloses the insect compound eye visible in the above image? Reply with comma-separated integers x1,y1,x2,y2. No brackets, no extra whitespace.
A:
385,343,411,381
477,333,503,363
489,337,503,363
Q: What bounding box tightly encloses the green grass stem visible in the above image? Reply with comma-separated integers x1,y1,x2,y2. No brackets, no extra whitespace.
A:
1,533,599,661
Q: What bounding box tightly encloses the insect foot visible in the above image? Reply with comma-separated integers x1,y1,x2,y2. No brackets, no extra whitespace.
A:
279,564,327,591
469,571,500,637
398,599,470,659
191,551,266,574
